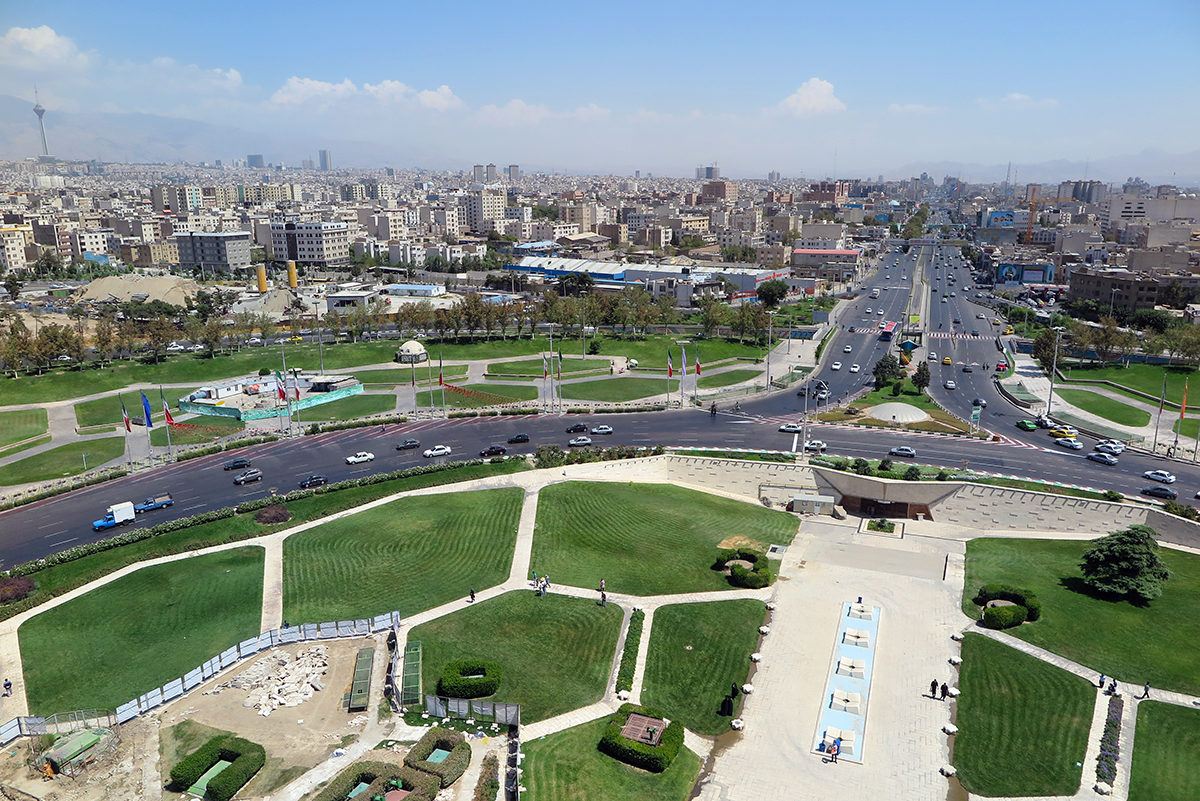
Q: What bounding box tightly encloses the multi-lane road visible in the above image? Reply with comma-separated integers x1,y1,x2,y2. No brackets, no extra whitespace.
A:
4,244,1198,569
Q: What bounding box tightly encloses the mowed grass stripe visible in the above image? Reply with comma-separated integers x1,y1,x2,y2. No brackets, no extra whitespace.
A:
283,488,522,622
19,547,264,714
954,634,1093,797
0,408,49,448
641,600,765,735
0,437,126,486
411,592,622,723
1129,701,1200,801
521,718,700,801
532,482,797,596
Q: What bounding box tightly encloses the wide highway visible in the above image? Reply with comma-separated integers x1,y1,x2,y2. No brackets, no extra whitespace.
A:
2,243,1196,569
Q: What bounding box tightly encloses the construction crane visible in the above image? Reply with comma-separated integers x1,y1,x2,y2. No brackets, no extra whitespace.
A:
1024,186,1074,245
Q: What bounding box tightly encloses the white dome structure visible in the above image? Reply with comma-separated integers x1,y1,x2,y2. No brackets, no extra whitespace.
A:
395,340,428,364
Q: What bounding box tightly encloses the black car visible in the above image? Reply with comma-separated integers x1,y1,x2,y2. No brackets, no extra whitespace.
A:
396,439,420,450
480,445,507,457
972,398,987,407
223,457,252,471
507,433,530,444
565,423,588,433
1141,486,1178,500
299,474,328,489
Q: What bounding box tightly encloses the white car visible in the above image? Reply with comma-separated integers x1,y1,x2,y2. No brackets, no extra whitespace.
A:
247,337,263,346
865,307,873,314
803,440,828,452
849,364,861,373
779,423,803,433
1055,438,1084,450
593,425,613,435
1095,440,1126,453
944,380,957,390
345,451,375,464
843,344,853,353
568,436,592,447
1143,469,1177,484
888,446,917,458
423,445,452,458
1087,452,1119,465
166,342,186,352
877,309,885,316
929,352,938,361
831,362,842,371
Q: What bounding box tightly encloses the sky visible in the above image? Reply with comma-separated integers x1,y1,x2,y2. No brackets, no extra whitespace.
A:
1,0,1198,178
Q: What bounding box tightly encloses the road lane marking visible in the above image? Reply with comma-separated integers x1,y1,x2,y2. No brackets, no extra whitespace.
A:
182,503,205,511
43,530,67,538
792,433,799,452
49,538,78,548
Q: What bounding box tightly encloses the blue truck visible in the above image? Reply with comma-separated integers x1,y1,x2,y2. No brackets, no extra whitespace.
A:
134,494,174,513
92,501,136,531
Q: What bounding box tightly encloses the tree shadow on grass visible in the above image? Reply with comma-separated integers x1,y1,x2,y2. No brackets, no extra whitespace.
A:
1058,575,1150,608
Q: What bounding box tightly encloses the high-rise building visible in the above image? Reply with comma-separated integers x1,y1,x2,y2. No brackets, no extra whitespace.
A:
151,184,203,213
696,165,720,180
318,149,331,171
486,163,498,183
507,164,520,182
32,94,50,158
176,231,252,274
472,164,486,183
465,189,506,232
246,154,266,168
269,221,350,268
768,170,781,182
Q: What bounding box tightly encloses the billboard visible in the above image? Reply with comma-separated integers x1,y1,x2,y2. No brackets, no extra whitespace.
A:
985,211,1014,228
996,263,1055,285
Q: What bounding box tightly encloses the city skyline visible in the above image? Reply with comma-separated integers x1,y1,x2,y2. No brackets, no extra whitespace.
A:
0,0,1197,179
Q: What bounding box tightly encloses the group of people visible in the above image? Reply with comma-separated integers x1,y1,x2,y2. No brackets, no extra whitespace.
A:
929,679,950,701
1099,674,1152,699
531,573,552,596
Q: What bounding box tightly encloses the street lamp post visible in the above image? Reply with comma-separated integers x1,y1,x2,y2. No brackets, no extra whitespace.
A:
580,293,588,360
766,311,776,388
313,301,325,374
1045,326,1065,419
82,452,89,472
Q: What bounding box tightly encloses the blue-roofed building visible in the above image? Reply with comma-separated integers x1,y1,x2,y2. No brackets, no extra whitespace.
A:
381,283,446,297
512,241,562,255
514,256,627,281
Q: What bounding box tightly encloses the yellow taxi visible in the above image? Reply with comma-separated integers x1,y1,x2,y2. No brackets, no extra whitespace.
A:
991,319,1001,326
286,335,303,342
1049,427,1077,439
1003,326,1014,335
942,356,952,365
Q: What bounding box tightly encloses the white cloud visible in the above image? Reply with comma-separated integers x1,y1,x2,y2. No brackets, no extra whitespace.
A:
570,103,610,121
271,76,358,105
976,92,1058,110
775,78,846,117
416,85,463,111
363,79,414,103
888,102,939,114
479,99,554,126
0,25,89,69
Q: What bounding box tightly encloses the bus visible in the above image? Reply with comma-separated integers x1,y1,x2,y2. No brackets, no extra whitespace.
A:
879,321,899,341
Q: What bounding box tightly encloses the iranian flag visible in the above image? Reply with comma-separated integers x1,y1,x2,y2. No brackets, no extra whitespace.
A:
681,344,687,379
667,350,673,378
120,396,131,432
275,371,287,401
543,353,549,379
695,350,702,375
161,391,175,426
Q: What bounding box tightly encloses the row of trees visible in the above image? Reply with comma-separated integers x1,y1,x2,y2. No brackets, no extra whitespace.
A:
1032,316,1200,369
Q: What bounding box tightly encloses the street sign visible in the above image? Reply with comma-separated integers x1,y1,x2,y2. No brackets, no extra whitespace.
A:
971,408,981,422
909,314,920,325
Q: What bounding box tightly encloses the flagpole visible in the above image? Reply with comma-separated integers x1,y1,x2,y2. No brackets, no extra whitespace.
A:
548,325,556,413
1174,378,1187,453
439,351,447,418
1152,374,1166,452
281,341,294,437
160,386,174,461
140,392,153,466
425,358,434,412
121,394,133,472
666,347,671,407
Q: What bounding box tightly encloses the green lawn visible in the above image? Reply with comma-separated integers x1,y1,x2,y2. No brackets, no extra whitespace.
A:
487,356,596,376
532,482,797,596
561,377,677,403
1054,388,1151,427
0,340,407,407
641,600,765,735
303,392,397,420
588,335,763,368
1172,416,1200,439
19,547,264,713
1129,701,1200,801
410,592,622,723
416,383,538,408
855,380,940,411
0,437,126,486
151,415,244,446
962,538,1200,695
1060,363,1197,406
74,391,193,429
283,488,522,622
522,718,700,801
0,408,49,448
3,460,531,624
954,634,1093,797
355,365,468,384
0,434,52,459
161,720,307,799
696,369,762,389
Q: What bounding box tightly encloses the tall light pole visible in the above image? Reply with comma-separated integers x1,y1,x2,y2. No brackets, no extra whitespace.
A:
313,300,325,374
765,310,776,388
1044,326,1065,419
579,292,588,360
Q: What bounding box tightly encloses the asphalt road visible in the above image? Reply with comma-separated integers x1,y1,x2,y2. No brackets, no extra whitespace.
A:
4,248,1199,569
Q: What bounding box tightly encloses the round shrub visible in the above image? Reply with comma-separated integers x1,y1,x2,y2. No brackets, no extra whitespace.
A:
712,549,776,589
982,604,1028,630
973,584,1041,622
437,660,502,698
0,575,36,604
254,504,292,525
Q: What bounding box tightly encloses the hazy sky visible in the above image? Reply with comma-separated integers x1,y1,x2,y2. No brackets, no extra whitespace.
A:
2,0,1198,176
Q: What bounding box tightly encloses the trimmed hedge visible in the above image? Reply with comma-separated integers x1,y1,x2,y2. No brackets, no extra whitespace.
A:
472,752,500,801
616,610,645,693
597,703,683,773
177,435,279,462
309,761,439,801
0,467,129,511
403,727,471,788
973,583,1042,622
982,604,1028,630
711,549,776,589
438,659,503,699
168,735,264,800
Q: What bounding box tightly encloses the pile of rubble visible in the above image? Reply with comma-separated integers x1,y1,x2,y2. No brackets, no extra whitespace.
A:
204,645,328,716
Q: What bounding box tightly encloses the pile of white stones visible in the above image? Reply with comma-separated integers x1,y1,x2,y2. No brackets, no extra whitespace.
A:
205,645,329,717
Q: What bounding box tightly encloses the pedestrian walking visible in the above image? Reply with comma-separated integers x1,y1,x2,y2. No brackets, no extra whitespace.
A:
829,738,840,764
469,588,475,603
930,679,939,698
600,591,607,607
1099,673,1106,689
1107,679,1118,696
2,678,10,697
1142,682,1151,699
600,578,605,592
940,683,949,701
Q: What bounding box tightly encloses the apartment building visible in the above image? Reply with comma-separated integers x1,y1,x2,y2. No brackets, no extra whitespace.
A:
120,240,179,267
465,189,506,233
532,221,580,241
0,227,29,271
176,230,252,274
701,181,737,202
70,228,117,259
270,221,350,268
150,184,203,214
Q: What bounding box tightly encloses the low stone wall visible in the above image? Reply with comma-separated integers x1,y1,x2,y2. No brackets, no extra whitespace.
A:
931,483,1144,533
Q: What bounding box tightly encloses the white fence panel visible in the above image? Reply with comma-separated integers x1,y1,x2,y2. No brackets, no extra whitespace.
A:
258,631,277,650
238,636,260,659
218,646,238,669
317,622,338,639
161,679,184,702
372,613,392,631
336,620,356,637
115,701,140,724
0,718,21,746
201,656,221,679
137,688,163,712
280,627,302,644
301,623,320,640
182,667,204,691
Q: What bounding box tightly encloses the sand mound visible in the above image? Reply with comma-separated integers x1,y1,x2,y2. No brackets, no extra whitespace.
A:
76,274,201,306
868,402,929,423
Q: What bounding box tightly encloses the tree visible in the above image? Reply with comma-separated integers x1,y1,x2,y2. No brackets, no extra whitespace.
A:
1079,525,1171,602
913,361,932,392
756,279,788,308
872,354,904,389
903,466,922,481
93,317,114,365
698,297,726,338
1032,328,1058,369
4,274,23,301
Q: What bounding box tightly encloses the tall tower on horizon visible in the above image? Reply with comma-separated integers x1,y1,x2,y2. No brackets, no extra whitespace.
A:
33,89,50,157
